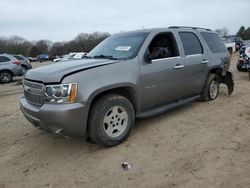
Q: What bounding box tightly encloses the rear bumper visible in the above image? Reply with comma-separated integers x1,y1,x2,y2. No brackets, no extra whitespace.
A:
20,96,88,137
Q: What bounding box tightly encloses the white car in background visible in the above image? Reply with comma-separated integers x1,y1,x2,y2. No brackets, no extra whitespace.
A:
72,52,87,59
223,38,236,54
53,52,87,62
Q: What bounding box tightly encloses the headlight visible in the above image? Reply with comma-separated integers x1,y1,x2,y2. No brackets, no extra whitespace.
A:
45,83,77,104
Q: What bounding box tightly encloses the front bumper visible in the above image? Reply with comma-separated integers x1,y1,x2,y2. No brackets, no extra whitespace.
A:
20,96,88,137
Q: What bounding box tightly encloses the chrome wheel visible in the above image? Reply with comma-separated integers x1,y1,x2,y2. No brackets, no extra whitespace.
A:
103,106,128,138
0,72,12,83
209,80,219,99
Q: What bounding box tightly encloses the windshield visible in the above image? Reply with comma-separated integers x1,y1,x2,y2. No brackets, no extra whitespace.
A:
227,37,243,43
88,33,148,60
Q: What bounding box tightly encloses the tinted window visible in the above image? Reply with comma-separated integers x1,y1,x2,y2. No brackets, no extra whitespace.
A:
201,32,227,53
14,55,23,60
147,33,179,60
0,56,11,63
179,32,203,55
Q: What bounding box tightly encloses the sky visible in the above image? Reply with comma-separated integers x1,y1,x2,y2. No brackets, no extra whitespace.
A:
0,0,249,42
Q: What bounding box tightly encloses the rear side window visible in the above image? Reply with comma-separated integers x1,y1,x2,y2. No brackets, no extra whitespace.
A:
201,32,227,53
179,32,203,56
0,56,11,63
14,55,23,60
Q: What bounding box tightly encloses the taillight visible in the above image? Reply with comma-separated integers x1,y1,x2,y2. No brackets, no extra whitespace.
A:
13,61,21,65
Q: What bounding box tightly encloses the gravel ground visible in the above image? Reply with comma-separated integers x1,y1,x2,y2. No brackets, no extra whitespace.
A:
0,55,250,188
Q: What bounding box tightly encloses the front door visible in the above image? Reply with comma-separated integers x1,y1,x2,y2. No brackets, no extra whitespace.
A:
138,32,187,111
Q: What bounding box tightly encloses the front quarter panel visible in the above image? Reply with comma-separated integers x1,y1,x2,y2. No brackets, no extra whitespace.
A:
61,59,139,133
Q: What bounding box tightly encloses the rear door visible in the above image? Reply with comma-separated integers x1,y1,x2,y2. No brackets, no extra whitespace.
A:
178,32,209,97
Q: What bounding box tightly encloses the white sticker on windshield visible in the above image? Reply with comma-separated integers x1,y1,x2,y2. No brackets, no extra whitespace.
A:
115,46,131,51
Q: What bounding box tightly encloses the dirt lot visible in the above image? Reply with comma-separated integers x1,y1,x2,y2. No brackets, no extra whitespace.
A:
0,55,250,188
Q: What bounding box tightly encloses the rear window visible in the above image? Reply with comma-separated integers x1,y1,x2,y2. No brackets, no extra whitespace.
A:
201,32,227,53
179,32,203,56
14,55,24,60
0,56,11,63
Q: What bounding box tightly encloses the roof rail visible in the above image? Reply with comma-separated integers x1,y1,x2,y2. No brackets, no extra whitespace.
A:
169,26,212,31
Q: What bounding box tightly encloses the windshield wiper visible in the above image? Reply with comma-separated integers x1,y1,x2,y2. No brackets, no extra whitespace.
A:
93,55,118,60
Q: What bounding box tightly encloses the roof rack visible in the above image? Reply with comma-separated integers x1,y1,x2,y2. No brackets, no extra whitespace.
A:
169,26,212,31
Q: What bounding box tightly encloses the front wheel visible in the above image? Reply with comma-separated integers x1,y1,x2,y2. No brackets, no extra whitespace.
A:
200,73,220,102
89,94,135,147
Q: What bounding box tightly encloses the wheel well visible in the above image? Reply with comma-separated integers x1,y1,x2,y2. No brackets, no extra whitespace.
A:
209,68,222,76
0,69,13,75
90,87,137,112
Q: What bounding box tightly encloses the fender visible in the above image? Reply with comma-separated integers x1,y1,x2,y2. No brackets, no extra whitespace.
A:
207,66,234,95
86,83,138,108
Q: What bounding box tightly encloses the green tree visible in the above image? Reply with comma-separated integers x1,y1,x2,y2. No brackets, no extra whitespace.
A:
236,26,245,38
243,27,250,40
29,46,40,57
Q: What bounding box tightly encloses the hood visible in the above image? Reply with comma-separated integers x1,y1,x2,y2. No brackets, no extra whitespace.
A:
25,59,119,83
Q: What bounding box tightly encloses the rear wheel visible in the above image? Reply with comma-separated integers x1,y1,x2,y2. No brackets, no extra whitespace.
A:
200,73,220,102
0,71,13,83
237,61,245,72
89,94,135,147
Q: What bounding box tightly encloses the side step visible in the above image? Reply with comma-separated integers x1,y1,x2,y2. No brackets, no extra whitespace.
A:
136,95,200,119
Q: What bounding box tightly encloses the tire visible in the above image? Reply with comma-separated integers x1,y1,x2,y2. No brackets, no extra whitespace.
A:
200,73,220,102
89,94,135,147
237,61,245,72
0,71,13,83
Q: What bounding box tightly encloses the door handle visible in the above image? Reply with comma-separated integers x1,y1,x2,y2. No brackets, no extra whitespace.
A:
202,60,210,64
174,64,184,69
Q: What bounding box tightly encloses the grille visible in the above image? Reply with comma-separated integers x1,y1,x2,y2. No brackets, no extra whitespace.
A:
23,80,44,106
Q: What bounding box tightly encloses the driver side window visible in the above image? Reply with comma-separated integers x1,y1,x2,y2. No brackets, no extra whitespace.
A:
147,33,179,60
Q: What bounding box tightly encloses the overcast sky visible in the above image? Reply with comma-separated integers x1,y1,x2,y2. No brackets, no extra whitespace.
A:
0,0,249,42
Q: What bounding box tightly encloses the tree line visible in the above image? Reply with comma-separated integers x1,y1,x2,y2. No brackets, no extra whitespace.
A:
0,26,250,58
215,26,250,39
0,32,110,57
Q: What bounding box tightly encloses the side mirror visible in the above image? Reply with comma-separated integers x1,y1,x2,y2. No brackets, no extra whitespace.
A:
144,53,152,64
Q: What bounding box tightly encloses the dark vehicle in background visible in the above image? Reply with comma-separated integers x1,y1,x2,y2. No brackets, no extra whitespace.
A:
11,54,32,72
37,54,50,62
28,57,37,62
0,54,23,83
226,36,243,51
20,26,234,146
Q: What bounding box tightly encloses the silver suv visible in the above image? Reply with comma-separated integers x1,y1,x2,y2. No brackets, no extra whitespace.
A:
20,26,234,146
0,54,23,83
